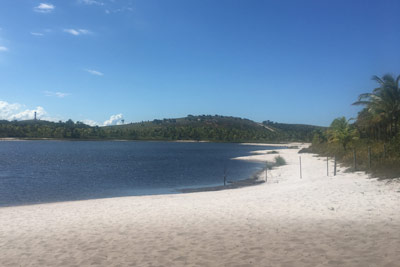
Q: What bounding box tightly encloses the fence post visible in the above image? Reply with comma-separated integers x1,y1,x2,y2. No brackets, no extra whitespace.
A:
334,155,337,176
327,156,329,176
368,146,371,169
353,148,357,171
299,156,302,179
265,162,268,182
224,165,227,186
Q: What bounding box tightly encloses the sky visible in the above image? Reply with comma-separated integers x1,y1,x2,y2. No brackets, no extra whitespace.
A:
0,0,399,126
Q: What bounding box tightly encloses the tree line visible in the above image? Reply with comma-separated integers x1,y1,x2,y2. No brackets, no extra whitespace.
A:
311,73,400,178
0,115,322,142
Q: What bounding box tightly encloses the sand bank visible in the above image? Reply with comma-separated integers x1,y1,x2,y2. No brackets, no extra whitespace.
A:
1,143,399,266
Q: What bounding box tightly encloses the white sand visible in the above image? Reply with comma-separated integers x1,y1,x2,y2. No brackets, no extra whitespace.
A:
1,144,400,266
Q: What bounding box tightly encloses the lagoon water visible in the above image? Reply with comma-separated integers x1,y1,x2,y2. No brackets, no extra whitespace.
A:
0,141,276,207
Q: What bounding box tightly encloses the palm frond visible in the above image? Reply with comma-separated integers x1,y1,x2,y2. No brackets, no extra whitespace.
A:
382,74,395,84
352,100,370,106
358,93,371,100
371,75,384,85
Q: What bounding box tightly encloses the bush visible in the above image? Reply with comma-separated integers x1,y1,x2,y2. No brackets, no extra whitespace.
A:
310,138,400,178
298,147,312,153
274,156,286,166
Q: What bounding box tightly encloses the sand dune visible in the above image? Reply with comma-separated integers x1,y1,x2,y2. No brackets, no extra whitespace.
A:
1,144,399,266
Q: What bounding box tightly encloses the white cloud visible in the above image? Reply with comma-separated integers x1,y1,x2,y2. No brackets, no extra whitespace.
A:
64,29,91,36
103,114,123,126
0,101,21,119
79,0,134,14
34,3,55,13
77,29,90,35
82,114,124,127
55,92,69,98
0,100,47,121
106,6,134,14
31,32,44,36
44,91,70,98
85,69,104,76
82,119,99,126
0,46,8,52
0,100,125,127
79,0,104,6
64,29,79,36
9,106,47,121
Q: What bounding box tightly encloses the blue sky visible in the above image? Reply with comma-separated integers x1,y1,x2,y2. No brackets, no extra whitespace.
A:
0,0,399,126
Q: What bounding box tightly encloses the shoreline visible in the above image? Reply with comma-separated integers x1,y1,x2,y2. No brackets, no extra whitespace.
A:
0,137,292,145
178,171,266,194
178,144,289,194
0,142,275,207
1,143,399,266
0,140,277,207
178,142,298,194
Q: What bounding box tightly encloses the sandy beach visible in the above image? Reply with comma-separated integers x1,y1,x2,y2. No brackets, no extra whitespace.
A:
1,143,399,266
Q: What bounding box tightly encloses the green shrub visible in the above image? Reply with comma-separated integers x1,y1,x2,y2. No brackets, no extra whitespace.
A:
298,147,312,153
274,156,286,166
310,138,400,178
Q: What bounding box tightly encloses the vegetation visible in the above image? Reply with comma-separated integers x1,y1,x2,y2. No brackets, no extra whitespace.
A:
309,74,400,178
327,117,358,150
264,155,286,171
262,120,322,141
0,119,96,139
0,115,322,143
274,156,286,166
353,74,400,140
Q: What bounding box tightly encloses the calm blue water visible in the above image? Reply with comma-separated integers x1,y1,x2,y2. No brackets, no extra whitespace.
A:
0,141,278,207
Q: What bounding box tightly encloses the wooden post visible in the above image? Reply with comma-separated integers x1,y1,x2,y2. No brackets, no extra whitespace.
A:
353,148,357,171
299,156,302,179
368,146,371,169
224,165,227,186
265,162,268,182
327,156,329,176
334,155,337,176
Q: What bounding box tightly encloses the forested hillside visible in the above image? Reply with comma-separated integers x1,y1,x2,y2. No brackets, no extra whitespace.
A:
262,120,322,141
0,115,323,142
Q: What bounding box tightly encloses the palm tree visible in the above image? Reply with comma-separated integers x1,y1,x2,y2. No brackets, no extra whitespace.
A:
328,117,358,150
353,74,400,139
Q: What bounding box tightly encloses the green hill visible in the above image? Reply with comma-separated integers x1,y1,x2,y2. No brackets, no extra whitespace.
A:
0,115,324,142
262,120,325,142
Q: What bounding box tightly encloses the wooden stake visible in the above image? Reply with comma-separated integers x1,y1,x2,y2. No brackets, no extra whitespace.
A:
368,146,371,169
353,148,357,171
327,156,329,176
299,156,302,179
334,155,337,176
224,165,227,186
